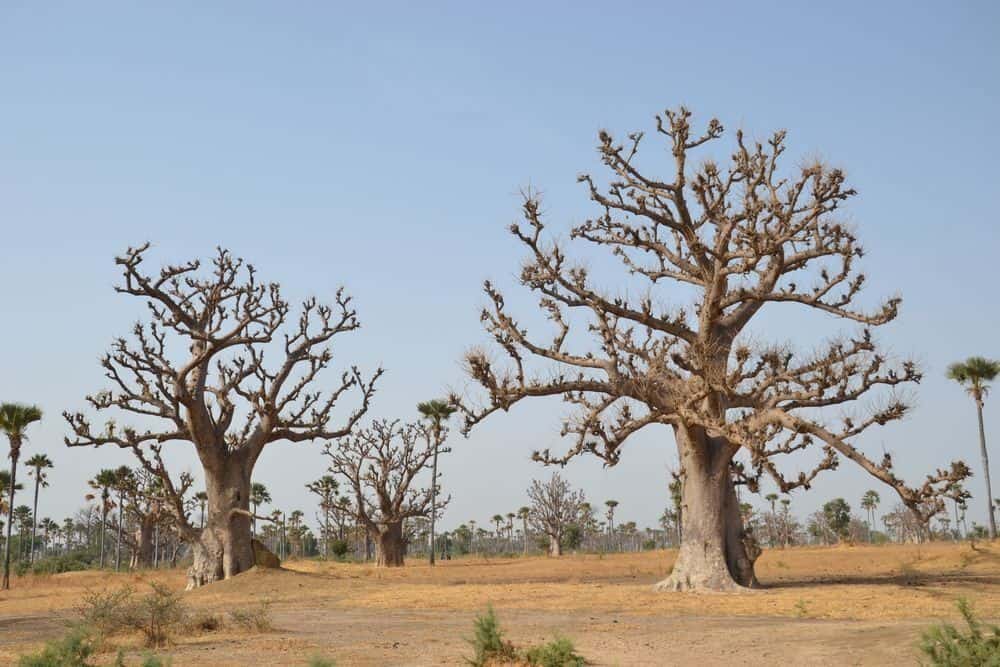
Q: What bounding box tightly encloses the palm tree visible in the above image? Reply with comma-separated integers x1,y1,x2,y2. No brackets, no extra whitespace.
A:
24,453,53,564
39,518,57,558
517,506,530,555
765,493,778,513
13,505,32,560
948,356,1000,539
506,512,516,547
250,483,271,537
194,491,208,530
306,475,339,558
0,403,43,589
87,468,118,568
0,471,23,520
860,490,880,542
417,399,456,565
111,466,134,571
605,500,619,550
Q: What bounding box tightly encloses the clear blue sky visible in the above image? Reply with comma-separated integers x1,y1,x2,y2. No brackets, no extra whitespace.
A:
2,1,999,533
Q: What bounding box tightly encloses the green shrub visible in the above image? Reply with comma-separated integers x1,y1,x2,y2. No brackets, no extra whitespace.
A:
229,598,273,632
329,539,350,559
920,598,1000,665
524,636,585,667
78,586,136,636
17,627,96,667
466,606,517,666
29,551,96,575
307,657,337,667
139,653,172,667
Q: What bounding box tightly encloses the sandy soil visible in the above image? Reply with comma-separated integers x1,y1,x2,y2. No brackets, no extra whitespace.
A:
0,541,997,665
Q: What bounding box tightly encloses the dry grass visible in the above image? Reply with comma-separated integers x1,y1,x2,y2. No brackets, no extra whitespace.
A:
0,541,997,665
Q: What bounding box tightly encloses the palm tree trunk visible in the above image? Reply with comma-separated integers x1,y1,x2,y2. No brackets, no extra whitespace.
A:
29,473,40,564
99,505,107,568
3,448,20,590
976,401,997,539
429,437,439,566
115,491,124,571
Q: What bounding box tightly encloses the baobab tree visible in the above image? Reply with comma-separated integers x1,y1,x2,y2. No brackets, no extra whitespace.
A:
25,453,53,564
64,245,379,588
527,472,585,556
454,107,969,590
947,357,999,539
324,419,446,567
416,399,455,565
0,403,43,589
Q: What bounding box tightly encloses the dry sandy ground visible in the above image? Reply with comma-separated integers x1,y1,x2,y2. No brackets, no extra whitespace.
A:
0,541,998,665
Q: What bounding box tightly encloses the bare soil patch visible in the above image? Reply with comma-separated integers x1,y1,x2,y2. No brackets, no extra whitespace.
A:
0,541,996,665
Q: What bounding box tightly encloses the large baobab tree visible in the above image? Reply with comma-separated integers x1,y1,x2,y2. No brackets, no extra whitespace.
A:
0,403,42,589
416,399,455,565
947,356,999,539
25,453,53,564
65,245,379,588
527,472,585,556
324,419,446,567
454,107,970,590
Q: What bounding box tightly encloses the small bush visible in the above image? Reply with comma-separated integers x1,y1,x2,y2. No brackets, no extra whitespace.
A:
78,582,187,647
920,598,1000,665
467,606,518,666
524,636,585,667
229,598,273,632
185,612,223,633
307,657,337,667
329,539,350,559
18,627,96,667
134,583,186,647
78,586,136,636
139,653,172,667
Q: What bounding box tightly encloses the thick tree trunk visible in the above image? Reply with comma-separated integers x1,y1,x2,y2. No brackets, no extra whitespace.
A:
548,534,562,557
374,522,405,567
131,516,155,569
186,465,254,590
655,427,759,592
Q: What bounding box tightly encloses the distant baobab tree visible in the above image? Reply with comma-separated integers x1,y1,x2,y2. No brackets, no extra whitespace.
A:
455,107,969,590
324,419,447,567
527,472,585,556
65,245,380,588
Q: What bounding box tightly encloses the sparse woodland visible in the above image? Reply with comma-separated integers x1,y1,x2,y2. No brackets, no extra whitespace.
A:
0,108,995,608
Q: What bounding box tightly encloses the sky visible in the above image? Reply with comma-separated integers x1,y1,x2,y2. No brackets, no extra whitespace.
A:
1,1,999,535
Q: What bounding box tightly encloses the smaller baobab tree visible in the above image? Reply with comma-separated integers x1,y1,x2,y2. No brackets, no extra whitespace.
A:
25,453,53,564
0,403,42,589
527,472,585,557
416,399,455,565
325,419,447,567
64,245,379,588
947,356,1000,539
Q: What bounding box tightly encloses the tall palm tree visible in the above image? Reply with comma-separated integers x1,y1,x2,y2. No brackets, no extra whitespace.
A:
87,468,118,568
194,490,208,530
517,506,530,555
39,518,57,558
948,356,1000,539
0,403,43,589
860,490,880,542
417,399,456,565
605,499,619,550
250,482,271,537
111,466,134,571
24,453,53,564
306,475,339,558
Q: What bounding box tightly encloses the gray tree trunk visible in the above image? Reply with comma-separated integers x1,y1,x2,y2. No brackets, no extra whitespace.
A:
186,464,254,589
29,473,40,565
2,446,19,589
655,428,759,591
976,401,997,539
374,521,405,567
548,533,562,557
